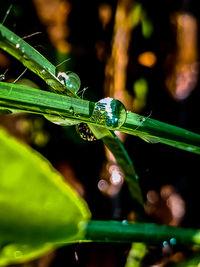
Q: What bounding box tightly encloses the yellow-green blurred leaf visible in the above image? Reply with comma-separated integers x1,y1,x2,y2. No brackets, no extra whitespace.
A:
0,127,91,265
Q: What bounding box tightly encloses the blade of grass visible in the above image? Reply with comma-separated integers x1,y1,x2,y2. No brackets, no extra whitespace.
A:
0,82,200,155
84,220,200,247
0,24,76,97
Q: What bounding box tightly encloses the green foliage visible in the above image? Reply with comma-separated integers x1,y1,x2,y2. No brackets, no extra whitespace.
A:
0,127,91,265
0,22,200,267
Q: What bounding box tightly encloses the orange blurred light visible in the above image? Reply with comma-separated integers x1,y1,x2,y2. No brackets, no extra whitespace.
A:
98,3,112,30
166,12,198,100
138,51,157,67
33,0,71,53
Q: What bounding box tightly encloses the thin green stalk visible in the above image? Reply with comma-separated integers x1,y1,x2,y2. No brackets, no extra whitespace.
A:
83,220,200,247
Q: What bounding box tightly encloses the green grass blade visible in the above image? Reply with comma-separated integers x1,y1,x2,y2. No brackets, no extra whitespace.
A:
0,24,76,97
102,132,145,217
84,220,200,247
121,111,200,154
1,81,200,155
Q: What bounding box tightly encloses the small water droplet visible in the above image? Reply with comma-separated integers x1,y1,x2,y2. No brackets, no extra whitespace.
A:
23,54,29,60
163,241,169,247
41,69,47,75
69,106,74,114
91,97,127,129
57,71,81,94
138,117,145,123
170,237,176,246
16,43,20,48
74,113,80,117
122,220,128,226
0,74,5,81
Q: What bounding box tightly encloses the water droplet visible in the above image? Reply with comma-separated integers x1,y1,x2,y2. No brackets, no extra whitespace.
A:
163,241,169,247
40,69,47,75
16,43,20,48
76,123,97,141
122,220,128,225
170,237,176,246
23,54,29,60
0,74,5,81
91,97,127,129
57,71,81,94
74,113,80,117
69,106,74,114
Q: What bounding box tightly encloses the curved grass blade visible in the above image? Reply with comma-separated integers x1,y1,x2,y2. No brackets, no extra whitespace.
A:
0,24,77,97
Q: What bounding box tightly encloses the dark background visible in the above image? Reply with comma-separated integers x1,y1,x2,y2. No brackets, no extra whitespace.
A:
0,0,200,266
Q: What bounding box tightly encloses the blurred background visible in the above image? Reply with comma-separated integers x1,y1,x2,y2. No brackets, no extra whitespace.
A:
0,0,200,266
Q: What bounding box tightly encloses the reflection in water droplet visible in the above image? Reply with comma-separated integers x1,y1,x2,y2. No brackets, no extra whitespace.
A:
122,220,128,226
57,72,81,94
16,43,20,48
170,237,176,245
91,97,127,129
163,241,169,247
76,123,97,141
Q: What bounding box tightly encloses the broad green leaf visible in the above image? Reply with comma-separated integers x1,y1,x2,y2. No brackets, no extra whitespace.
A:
0,127,91,265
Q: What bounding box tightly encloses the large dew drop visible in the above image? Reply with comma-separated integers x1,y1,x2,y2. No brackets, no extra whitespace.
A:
57,72,81,94
91,97,127,130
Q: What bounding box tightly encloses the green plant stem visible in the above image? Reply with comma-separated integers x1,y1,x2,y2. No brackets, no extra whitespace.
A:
83,221,200,246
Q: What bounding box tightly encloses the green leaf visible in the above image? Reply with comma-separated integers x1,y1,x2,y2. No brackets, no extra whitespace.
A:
0,127,91,265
